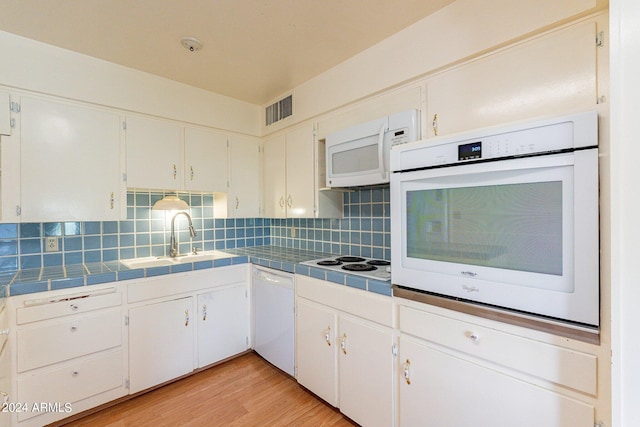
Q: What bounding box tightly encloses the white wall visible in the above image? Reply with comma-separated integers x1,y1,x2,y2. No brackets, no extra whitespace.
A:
610,0,640,425
0,31,261,136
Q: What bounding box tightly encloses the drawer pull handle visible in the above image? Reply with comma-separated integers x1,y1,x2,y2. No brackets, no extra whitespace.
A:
324,326,331,346
72,370,79,377
469,332,480,343
185,309,190,327
173,164,177,179
340,333,347,355
70,304,79,311
202,304,207,321
279,196,285,209
432,113,438,136
403,359,411,385
190,166,194,181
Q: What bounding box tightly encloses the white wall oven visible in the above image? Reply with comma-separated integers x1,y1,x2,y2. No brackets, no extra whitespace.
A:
390,112,599,328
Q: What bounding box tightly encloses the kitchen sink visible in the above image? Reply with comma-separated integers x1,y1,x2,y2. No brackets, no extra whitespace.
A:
120,251,233,268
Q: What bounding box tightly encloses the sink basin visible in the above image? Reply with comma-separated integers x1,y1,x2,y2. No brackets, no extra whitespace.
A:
120,257,175,269
172,250,234,263
120,251,234,268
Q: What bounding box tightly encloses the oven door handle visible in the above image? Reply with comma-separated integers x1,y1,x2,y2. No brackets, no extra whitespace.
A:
377,123,389,180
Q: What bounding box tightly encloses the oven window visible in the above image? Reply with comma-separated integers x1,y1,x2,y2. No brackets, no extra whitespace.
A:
406,181,563,275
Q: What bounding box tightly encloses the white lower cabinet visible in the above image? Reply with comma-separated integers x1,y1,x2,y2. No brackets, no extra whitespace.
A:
295,275,395,427
397,301,599,427
398,336,593,427
128,296,195,394
8,288,126,427
197,283,249,368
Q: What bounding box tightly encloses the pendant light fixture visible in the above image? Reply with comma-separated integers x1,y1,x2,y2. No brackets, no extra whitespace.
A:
152,194,189,211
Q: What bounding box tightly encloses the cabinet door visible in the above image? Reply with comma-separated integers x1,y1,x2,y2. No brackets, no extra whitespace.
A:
427,22,596,137
228,135,260,217
338,315,394,427
0,92,10,136
20,96,121,221
197,283,249,368
184,127,228,192
295,298,338,407
129,296,194,394
398,336,594,427
262,135,286,218
285,125,316,218
125,115,182,190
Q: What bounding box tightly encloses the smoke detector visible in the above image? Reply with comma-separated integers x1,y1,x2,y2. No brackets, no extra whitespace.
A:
180,37,202,52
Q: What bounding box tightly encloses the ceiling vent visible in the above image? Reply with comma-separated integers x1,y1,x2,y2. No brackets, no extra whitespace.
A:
265,94,293,126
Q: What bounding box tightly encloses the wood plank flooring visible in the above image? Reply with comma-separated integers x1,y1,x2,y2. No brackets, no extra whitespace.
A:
59,352,357,426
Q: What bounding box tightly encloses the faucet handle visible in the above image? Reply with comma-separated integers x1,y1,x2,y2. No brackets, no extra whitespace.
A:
192,247,200,255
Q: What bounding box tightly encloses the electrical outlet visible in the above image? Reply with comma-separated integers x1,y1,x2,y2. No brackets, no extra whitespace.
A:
45,237,59,252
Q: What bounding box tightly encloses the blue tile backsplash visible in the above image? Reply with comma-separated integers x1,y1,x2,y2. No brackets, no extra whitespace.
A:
0,187,390,272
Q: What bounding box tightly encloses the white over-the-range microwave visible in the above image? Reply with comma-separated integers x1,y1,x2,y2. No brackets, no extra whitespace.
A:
326,109,420,188
390,111,600,330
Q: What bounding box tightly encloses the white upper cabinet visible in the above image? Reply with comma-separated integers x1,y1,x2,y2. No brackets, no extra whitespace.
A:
227,135,261,217
19,96,122,222
184,127,228,192
0,92,11,136
262,134,286,218
263,123,342,218
125,115,182,190
427,22,597,137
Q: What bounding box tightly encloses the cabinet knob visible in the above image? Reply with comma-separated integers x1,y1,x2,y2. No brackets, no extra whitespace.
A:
71,370,79,377
70,304,79,311
185,309,190,327
468,332,481,343
110,192,115,209
279,196,285,209
173,164,177,179
340,333,347,355
403,359,411,385
286,195,293,208
324,326,331,346
235,197,239,210
70,325,78,332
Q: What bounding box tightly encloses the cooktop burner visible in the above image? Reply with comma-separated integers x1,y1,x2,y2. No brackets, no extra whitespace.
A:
300,256,391,281
366,259,390,266
335,256,366,263
342,263,377,272
317,260,342,266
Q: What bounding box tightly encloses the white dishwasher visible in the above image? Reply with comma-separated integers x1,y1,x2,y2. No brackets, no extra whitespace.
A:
252,266,295,376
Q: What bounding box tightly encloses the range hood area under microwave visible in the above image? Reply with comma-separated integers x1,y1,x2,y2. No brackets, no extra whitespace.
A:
326,109,420,188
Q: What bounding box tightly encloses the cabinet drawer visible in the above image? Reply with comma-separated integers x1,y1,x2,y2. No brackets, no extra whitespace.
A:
399,305,597,395
16,350,123,422
17,310,122,372
17,290,121,325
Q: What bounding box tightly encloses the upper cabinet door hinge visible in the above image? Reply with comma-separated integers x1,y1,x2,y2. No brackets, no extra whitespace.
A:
596,31,604,48
125,315,129,326
9,102,20,113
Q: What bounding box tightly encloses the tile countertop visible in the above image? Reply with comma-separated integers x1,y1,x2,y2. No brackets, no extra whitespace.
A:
0,246,393,298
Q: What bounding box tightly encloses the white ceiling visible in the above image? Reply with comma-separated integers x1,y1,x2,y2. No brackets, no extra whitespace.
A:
0,0,455,105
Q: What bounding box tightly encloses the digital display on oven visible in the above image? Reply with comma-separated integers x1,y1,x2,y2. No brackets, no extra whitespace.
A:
458,141,482,161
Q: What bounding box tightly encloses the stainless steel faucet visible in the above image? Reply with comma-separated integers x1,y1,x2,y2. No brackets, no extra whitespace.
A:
170,211,197,257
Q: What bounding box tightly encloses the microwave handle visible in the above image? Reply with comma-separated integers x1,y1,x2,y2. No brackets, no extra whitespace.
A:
377,123,389,179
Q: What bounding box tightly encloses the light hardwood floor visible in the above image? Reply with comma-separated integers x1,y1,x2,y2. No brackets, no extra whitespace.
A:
58,352,357,426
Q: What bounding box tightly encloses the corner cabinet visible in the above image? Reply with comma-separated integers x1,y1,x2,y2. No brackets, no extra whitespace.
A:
263,123,342,218
227,135,261,217
18,95,122,222
295,275,395,427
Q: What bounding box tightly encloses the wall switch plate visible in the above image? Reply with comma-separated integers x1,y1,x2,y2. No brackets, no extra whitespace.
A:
45,237,59,252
